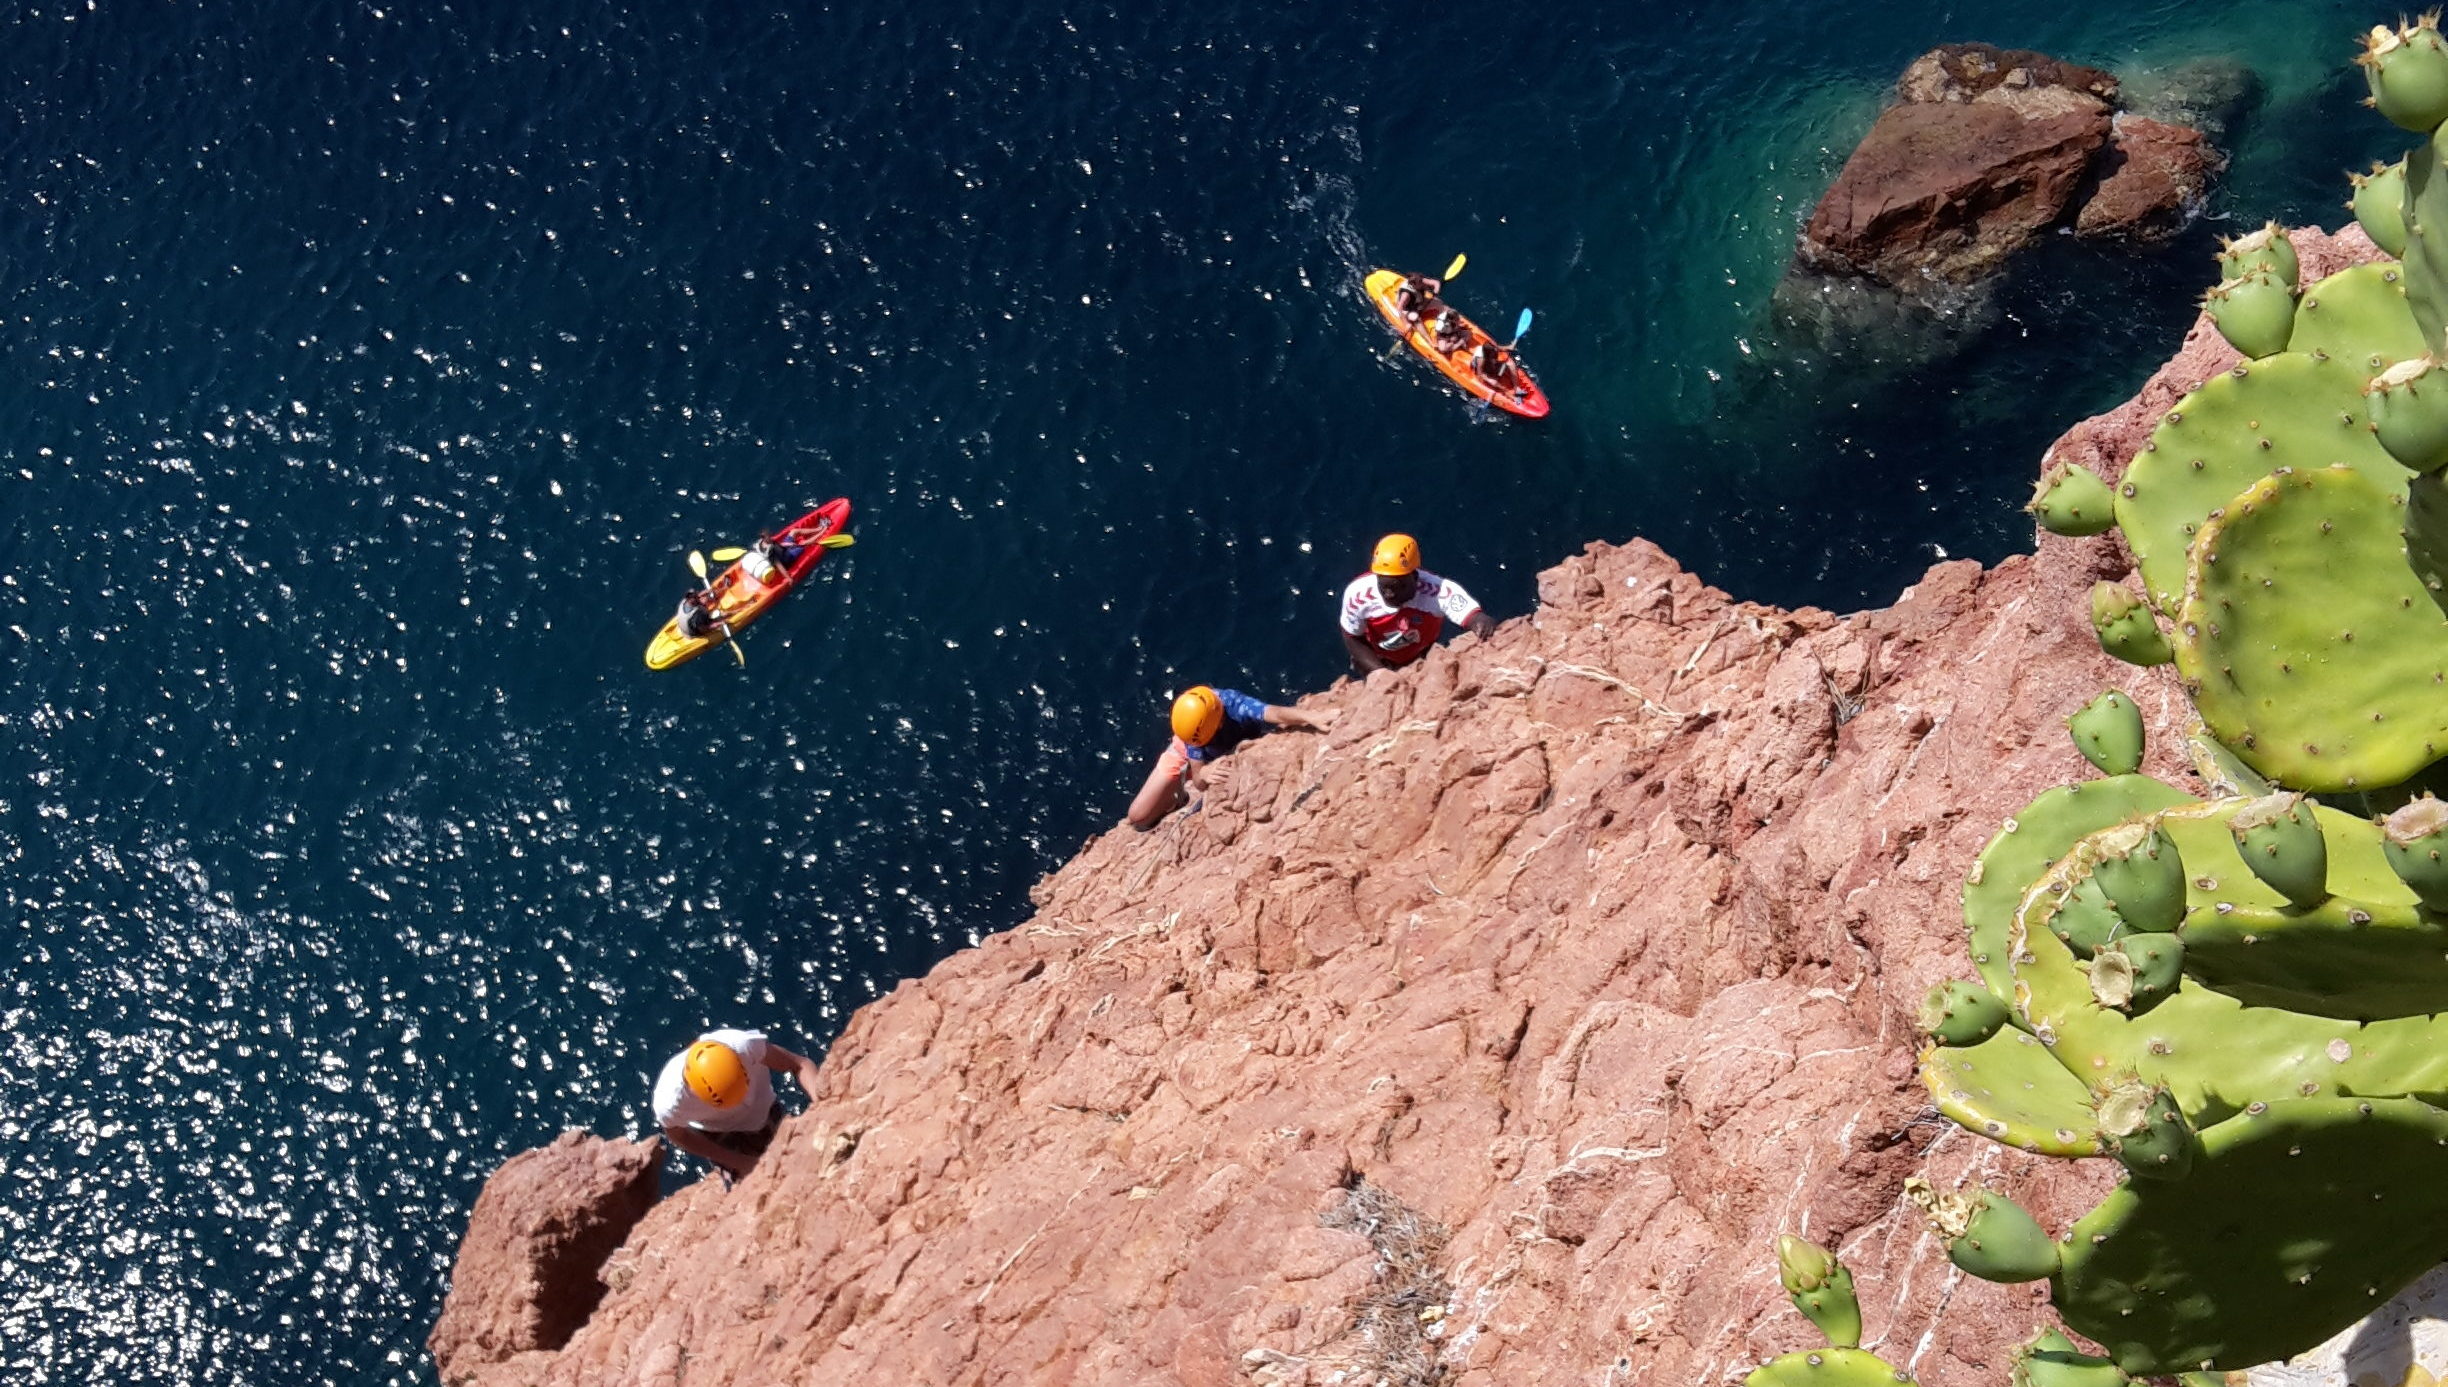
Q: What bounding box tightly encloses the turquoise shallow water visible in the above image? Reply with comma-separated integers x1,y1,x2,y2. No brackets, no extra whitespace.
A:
0,0,2408,1380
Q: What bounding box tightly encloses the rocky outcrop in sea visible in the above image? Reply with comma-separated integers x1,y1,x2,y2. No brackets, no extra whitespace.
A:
1796,43,2230,301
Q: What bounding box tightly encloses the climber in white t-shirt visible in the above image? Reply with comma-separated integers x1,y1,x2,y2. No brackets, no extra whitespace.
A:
650,1027,823,1177
1339,533,1495,674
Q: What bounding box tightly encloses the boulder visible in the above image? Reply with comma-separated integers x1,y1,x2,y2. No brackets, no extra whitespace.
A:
2074,114,2227,244
1893,42,2119,107
1797,98,2112,289
1796,42,2226,305
426,1131,663,1385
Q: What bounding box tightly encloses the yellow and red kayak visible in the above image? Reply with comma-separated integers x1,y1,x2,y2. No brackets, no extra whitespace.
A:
645,498,853,670
1365,268,1550,418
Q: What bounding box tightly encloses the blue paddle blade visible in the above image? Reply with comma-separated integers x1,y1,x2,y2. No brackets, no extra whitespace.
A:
1513,307,1534,340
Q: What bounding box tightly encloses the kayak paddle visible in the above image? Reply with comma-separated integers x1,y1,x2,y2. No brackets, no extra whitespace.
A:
684,550,747,667
1508,307,1533,348
1442,252,1466,281
707,534,854,563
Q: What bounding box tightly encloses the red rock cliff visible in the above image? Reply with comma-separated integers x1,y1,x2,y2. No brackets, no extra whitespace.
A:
429,226,2384,1387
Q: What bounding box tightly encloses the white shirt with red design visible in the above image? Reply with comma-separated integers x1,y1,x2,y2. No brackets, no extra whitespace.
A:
1339,570,1482,666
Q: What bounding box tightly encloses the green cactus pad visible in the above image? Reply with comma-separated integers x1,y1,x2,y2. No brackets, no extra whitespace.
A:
2030,462,2119,537
2217,224,2299,288
2409,470,2448,616
2044,875,2127,958
2054,1096,2448,1374
2226,792,2329,907
2096,1077,2196,1181
2369,356,2448,475
1920,1028,2106,1157
1927,1186,2060,1283
2361,17,2448,133
2012,1346,2130,1387
2352,160,2411,258
2203,270,2297,360
2284,262,2424,370
1963,777,2195,997
2174,465,2448,793
2089,820,2186,932
1745,1349,1912,1387
2090,582,2174,667
2180,896,2448,1020
2381,794,2448,911
1776,1234,1863,1349
2067,691,2143,777
2117,353,2407,614
2405,122,2448,353
1919,979,2010,1046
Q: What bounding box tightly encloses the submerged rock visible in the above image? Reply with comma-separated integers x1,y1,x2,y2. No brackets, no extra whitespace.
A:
2117,54,2260,143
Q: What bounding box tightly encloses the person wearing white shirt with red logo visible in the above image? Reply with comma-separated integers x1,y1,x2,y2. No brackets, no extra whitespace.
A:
1339,533,1495,674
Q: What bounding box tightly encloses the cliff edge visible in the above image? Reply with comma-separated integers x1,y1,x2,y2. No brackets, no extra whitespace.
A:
429,226,2383,1387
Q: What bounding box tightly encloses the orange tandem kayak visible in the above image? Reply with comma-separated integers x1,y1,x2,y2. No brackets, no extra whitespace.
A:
1365,269,1549,418
644,498,853,670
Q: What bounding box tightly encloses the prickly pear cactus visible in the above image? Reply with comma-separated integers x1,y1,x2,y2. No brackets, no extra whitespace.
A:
1917,769,2448,1371
1905,18,2448,1374
1745,1241,1921,1387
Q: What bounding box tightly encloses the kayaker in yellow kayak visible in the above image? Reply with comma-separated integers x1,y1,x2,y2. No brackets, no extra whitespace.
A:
1125,685,1338,830
673,588,724,641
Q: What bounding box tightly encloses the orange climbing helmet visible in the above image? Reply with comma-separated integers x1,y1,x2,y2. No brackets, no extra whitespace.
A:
683,1039,749,1108
1171,686,1225,747
1371,533,1421,576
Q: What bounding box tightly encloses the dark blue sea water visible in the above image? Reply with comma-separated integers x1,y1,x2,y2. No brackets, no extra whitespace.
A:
0,0,2407,1380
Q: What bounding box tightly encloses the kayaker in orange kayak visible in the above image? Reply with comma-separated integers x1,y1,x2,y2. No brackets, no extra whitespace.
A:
1466,341,1517,392
1365,266,1551,417
1390,273,1443,325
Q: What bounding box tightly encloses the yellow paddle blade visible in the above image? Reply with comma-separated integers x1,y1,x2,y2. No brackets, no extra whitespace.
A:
819,533,856,549
686,550,709,580
709,547,747,562
1442,252,1466,281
